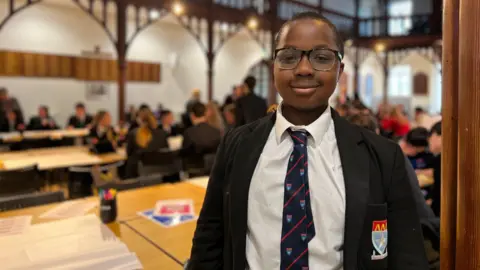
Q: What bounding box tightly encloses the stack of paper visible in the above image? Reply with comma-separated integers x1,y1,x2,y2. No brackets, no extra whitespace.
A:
40,201,98,219
0,215,142,269
0,215,32,237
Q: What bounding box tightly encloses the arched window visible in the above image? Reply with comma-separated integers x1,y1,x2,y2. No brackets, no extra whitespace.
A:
247,61,270,99
388,65,412,97
364,74,374,107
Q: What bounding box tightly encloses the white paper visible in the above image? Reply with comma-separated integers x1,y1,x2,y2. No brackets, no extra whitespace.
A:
0,215,143,269
39,201,98,219
0,215,32,237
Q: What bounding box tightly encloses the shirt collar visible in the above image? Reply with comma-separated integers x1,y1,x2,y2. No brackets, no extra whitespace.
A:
275,102,332,145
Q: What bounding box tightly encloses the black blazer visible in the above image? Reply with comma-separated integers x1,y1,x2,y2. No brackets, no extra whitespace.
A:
188,109,428,270
234,93,267,127
27,117,58,130
125,128,169,178
67,115,93,128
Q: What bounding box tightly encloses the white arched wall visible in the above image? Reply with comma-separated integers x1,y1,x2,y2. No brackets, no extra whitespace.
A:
126,14,207,114
214,29,264,102
391,51,437,115
0,0,262,125
359,51,384,109
0,0,118,125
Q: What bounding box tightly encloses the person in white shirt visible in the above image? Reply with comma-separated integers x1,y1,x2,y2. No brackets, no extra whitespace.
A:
188,11,428,270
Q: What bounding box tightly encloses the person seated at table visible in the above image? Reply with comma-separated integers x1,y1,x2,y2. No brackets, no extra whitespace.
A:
88,110,117,153
128,105,151,132
125,111,169,178
27,105,58,130
67,102,93,129
222,104,236,133
0,110,25,132
402,127,436,199
159,110,181,137
180,102,221,170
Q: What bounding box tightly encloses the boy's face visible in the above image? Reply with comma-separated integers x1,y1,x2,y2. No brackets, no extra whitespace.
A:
273,19,344,111
429,133,442,154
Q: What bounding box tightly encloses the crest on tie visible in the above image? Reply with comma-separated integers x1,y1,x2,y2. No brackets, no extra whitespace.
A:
286,215,292,223
300,200,305,209
301,233,307,241
286,248,292,255
290,154,294,162
300,168,305,176
286,183,292,191
300,144,304,147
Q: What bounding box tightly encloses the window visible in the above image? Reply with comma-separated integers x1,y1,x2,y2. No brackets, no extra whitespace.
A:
388,0,413,36
364,74,374,107
248,62,270,99
388,65,412,97
431,63,442,114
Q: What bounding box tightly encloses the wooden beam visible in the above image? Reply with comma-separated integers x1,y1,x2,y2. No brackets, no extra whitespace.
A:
456,0,480,267
354,34,442,51
440,0,459,269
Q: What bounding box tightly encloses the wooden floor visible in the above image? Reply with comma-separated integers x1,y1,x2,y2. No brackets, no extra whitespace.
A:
0,179,209,269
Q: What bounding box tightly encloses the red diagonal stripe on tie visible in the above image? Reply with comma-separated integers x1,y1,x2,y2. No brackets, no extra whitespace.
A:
291,135,305,144
305,189,310,196
287,154,304,176
286,248,309,270
307,221,313,228
281,215,306,242
284,184,305,208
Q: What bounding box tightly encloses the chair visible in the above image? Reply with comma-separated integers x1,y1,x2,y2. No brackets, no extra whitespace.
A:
0,191,64,212
68,161,124,199
96,173,164,192
0,165,42,196
139,149,182,182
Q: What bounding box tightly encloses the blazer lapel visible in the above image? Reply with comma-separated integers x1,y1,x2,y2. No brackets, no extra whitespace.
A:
331,109,370,270
229,114,275,267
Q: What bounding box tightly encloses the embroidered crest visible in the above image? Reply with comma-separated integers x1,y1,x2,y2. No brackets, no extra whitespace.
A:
372,220,388,256
299,200,305,209
286,248,292,255
290,155,294,162
300,168,305,176
301,233,307,241
286,183,292,191
300,144,304,147
286,215,292,223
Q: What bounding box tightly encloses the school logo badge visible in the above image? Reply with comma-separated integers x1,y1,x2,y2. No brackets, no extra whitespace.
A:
286,183,292,191
286,214,292,223
290,155,294,162
286,248,292,255
371,220,388,260
301,233,307,241
300,168,305,176
299,200,305,209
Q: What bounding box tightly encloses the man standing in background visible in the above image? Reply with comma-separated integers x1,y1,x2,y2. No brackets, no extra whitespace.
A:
234,76,267,127
0,87,24,127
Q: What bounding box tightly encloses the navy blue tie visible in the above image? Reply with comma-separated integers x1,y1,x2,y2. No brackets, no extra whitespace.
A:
280,130,316,270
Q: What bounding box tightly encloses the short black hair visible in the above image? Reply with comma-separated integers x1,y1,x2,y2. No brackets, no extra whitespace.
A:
274,11,344,57
191,102,206,118
415,107,425,113
406,127,430,147
160,110,172,118
430,121,442,136
75,102,85,109
244,76,256,91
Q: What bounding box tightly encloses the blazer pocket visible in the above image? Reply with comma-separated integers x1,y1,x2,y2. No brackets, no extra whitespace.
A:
365,204,388,270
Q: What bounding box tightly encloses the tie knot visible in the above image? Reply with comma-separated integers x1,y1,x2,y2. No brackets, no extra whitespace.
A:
288,129,308,146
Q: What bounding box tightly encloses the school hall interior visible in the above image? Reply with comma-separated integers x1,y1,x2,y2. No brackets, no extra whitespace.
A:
0,0,478,269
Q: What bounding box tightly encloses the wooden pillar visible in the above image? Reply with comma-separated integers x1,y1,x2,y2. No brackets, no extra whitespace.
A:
267,0,278,105
382,51,389,104
206,1,214,101
440,0,459,269
456,0,480,268
116,0,127,122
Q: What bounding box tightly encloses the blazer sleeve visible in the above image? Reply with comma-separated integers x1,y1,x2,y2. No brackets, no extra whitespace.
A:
388,145,429,269
188,130,231,270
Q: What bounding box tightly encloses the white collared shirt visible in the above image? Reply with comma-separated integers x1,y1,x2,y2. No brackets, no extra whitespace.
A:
246,104,346,270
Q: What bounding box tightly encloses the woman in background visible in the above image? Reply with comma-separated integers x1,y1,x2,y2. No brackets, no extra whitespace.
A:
125,111,169,178
206,101,225,134
88,111,117,152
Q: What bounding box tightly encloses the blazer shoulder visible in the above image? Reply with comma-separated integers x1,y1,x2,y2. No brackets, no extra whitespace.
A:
360,128,401,155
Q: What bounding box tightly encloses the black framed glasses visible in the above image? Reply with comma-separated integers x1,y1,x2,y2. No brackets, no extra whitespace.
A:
274,48,343,71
